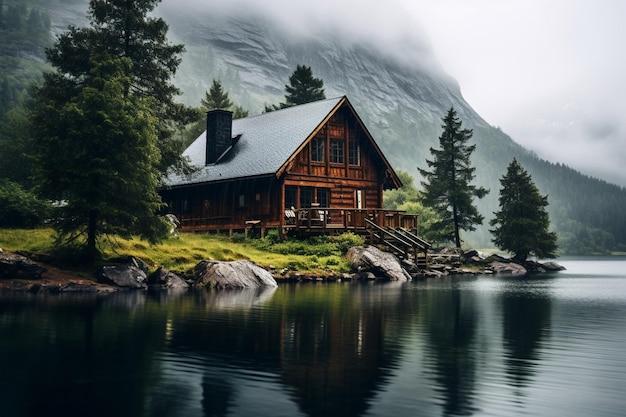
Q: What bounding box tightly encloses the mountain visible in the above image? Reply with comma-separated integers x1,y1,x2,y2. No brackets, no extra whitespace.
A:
2,0,626,253
156,3,626,251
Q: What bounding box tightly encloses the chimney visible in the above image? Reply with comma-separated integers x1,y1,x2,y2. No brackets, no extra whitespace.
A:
205,109,233,165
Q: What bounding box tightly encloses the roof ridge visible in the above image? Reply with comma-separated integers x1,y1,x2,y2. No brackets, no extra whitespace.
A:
239,95,345,121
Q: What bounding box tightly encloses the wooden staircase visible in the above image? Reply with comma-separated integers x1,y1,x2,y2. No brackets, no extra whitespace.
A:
365,218,431,270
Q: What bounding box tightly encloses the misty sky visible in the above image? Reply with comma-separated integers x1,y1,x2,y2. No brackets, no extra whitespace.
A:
404,0,626,187
174,0,626,186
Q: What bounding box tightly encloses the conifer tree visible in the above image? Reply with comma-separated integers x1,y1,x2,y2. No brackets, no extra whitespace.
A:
32,56,167,260
201,80,248,119
265,64,325,112
490,158,558,261
45,0,195,174
284,64,326,106
29,0,185,261
418,108,488,247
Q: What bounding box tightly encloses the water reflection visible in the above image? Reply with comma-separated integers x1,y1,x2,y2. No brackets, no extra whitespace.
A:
1,269,626,417
421,278,478,416
500,279,552,393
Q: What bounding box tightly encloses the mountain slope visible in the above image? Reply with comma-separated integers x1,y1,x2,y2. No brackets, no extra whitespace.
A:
3,0,625,252
158,4,626,251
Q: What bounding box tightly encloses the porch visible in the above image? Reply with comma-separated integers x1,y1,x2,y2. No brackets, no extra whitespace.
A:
177,207,419,237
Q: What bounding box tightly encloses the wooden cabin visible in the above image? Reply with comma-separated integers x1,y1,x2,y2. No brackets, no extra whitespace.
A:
161,96,418,237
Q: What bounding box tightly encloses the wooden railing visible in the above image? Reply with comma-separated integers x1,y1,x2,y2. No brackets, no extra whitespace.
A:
286,207,418,232
364,218,431,268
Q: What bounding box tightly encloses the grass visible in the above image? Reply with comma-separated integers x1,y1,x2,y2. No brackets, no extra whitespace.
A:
0,228,357,278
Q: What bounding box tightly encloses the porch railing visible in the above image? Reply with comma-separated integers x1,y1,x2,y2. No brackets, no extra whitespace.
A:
285,207,418,232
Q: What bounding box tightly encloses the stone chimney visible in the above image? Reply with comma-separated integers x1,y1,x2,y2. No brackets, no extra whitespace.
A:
205,109,233,165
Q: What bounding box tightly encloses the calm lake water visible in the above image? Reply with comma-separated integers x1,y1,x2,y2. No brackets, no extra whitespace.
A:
1,257,625,417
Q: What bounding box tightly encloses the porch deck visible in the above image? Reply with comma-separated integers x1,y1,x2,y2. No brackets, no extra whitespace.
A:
178,207,419,236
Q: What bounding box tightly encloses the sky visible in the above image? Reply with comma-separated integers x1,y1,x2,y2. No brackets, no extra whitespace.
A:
399,0,626,186
179,0,626,186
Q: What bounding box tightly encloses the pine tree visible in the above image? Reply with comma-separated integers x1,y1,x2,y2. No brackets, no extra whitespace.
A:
201,80,248,118
490,158,558,261
45,0,195,174
201,80,233,110
418,108,488,247
284,64,325,106
32,56,167,260
265,64,325,111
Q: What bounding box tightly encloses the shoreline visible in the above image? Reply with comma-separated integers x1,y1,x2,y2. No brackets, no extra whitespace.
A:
0,249,566,294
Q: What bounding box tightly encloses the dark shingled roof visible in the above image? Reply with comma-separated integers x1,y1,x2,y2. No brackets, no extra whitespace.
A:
164,96,345,187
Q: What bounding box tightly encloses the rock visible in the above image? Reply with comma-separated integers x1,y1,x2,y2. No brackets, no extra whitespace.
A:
148,267,189,290
0,252,46,280
541,261,566,271
164,214,180,236
193,260,278,289
489,261,527,275
58,282,101,293
98,264,148,289
346,245,411,281
108,256,150,274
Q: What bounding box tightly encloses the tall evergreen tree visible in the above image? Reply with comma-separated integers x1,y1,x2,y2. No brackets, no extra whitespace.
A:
418,108,488,247
490,158,558,261
32,56,167,260
201,80,248,119
45,0,195,174
265,64,325,112
201,79,232,110
284,64,325,106
180,80,248,147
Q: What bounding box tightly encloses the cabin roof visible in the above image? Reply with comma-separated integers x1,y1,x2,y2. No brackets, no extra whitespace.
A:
164,95,399,188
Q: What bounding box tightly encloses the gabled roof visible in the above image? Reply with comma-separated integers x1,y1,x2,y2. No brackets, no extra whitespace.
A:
164,95,400,188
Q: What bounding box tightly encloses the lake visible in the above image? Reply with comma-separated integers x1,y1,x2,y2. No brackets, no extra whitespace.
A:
1,257,625,417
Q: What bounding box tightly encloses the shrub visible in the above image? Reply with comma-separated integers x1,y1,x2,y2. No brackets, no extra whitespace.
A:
230,232,247,243
265,229,282,244
0,179,50,228
333,232,364,254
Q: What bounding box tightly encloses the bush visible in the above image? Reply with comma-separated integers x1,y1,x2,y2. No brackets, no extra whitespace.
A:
230,232,247,243
265,229,282,244
0,179,50,227
333,232,364,254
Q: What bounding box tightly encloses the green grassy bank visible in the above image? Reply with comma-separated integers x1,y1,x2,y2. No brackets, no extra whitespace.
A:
0,228,363,279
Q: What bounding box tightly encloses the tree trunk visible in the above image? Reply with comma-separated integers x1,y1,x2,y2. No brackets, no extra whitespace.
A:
86,209,98,263
452,204,461,248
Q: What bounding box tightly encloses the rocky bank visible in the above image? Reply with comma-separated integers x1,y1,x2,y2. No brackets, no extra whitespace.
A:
0,245,564,294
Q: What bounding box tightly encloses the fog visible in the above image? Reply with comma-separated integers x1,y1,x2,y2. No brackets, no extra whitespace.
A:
161,0,626,186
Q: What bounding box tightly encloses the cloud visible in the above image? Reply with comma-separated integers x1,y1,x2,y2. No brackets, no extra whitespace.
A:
166,0,435,67
401,0,626,185
162,0,626,185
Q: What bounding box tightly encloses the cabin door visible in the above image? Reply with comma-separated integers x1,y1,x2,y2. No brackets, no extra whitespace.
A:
356,190,363,209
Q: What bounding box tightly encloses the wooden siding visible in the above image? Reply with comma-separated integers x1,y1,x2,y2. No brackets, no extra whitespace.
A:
162,100,408,235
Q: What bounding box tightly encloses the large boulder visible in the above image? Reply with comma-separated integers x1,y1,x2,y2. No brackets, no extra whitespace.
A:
98,264,148,289
193,260,278,289
148,266,189,290
489,261,527,275
0,252,46,280
346,245,411,281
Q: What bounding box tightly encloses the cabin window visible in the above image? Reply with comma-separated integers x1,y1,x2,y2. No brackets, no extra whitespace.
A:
349,140,360,165
311,138,324,162
285,186,297,209
300,187,314,208
330,139,344,164
316,189,329,207
238,194,245,208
